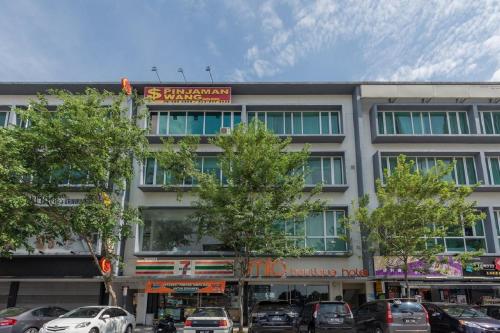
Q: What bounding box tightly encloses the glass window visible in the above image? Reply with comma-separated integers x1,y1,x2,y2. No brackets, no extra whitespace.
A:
321,112,330,134
331,112,341,134
139,208,225,253
494,112,500,134
322,158,332,184
306,213,324,236
144,157,155,185
169,112,186,134
488,157,500,185
186,112,204,134
284,112,292,134
385,112,395,134
0,111,8,127
395,112,412,134
481,111,500,134
459,112,469,134
292,112,302,134
267,112,284,134
306,158,322,185
377,112,385,134
430,112,448,134
383,156,477,186
412,113,423,134
303,112,320,134
430,219,486,253
333,158,343,184
449,112,459,134
205,112,222,134
234,112,242,126
223,112,231,128
158,112,168,134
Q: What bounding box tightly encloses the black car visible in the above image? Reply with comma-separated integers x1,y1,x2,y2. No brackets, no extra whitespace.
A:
475,304,500,320
354,299,429,333
249,301,300,333
0,306,68,333
296,301,354,333
423,302,500,333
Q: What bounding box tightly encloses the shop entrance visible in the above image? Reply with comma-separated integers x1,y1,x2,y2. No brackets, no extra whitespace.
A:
146,280,238,323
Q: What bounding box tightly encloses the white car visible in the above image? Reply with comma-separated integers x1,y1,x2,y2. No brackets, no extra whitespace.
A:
40,306,135,333
184,307,233,333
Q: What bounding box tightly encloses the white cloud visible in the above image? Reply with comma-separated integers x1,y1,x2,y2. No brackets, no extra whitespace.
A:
227,0,500,81
492,69,500,81
207,40,221,57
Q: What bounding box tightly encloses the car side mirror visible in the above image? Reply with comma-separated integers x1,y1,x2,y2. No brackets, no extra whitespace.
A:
102,314,111,320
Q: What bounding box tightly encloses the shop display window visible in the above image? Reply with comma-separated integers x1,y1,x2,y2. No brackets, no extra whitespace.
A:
248,284,328,309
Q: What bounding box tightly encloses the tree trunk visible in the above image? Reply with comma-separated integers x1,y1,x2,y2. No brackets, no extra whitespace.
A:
238,278,245,333
84,237,117,306
403,258,410,298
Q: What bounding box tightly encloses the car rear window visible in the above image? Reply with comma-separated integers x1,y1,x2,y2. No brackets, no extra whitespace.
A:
0,307,26,317
255,302,292,312
442,306,489,318
390,302,425,313
191,308,225,317
318,303,350,316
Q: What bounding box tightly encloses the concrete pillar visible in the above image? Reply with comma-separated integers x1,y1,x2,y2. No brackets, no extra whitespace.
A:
365,281,376,301
330,281,343,300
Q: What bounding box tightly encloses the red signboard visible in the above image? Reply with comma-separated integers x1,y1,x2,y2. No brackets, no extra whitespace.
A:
144,87,231,104
145,280,226,294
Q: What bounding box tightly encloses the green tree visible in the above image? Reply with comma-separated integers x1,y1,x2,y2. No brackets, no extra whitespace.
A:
156,121,325,331
352,155,485,297
0,88,147,305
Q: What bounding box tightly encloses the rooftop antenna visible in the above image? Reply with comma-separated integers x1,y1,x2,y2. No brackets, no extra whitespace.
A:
178,67,187,83
206,66,214,83
151,66,162,83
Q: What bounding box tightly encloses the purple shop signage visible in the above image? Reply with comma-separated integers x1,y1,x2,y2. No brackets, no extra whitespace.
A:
374,256,463,278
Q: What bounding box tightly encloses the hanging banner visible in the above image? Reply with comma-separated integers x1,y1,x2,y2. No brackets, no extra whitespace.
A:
146,280,226,294
374,256,463,278
144,87,231,104
136,259,234,276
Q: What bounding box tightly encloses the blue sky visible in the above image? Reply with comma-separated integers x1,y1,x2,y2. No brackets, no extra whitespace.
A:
1,0,500,82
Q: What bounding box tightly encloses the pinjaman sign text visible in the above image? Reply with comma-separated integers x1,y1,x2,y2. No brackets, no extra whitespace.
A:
144,87,231,104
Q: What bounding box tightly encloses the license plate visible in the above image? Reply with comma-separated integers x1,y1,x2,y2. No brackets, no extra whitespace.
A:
403,318,416,324
196,330,213,333
271,316,284,321
328,318,344,324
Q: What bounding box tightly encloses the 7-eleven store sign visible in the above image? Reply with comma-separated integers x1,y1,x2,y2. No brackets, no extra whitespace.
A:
136,259,234,277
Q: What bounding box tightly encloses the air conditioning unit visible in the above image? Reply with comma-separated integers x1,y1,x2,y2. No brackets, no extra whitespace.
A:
220,127,231,135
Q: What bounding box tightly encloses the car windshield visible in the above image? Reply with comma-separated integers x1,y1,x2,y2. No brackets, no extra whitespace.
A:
442,306,489,318
318,303,350,316
255,302,291,312
61,307,103,318
0,307,26,317
191,308,226,317
391,302,425,313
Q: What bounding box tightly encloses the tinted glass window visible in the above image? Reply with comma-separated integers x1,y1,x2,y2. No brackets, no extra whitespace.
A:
61,307,103,318
318,303,349,316
191,308,225,317
0,308,27,317
51,308,68,317
32,308,52,317
113,308,127,317
255,302,291,312
390,302,425,313
441,306,488,318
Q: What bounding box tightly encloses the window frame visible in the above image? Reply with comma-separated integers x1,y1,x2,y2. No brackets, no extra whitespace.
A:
480,111,500,135
377,111,470,136
380,155,478,186
285,210,348,253
486,156,500,185
248,110,342,135
426,219,487,253
304,156,345,186
148,111,241,136
0,111,9,127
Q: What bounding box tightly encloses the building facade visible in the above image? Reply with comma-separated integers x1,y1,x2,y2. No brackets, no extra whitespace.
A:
1,82,500,322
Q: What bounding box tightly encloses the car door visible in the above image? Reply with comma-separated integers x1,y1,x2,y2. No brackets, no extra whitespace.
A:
354,303,369,332
113,308,128,332
425,304,449,333
101,309,117,333
33,307,54,329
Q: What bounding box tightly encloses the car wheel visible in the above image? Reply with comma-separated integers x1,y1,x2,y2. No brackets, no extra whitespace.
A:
89,328,99,333
24,328,39,333
125,325,133,333
374,327,383,333
307,327,314,333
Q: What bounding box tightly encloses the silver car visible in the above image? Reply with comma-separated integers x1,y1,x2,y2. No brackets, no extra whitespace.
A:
0,306,68,333
355,299,430,333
